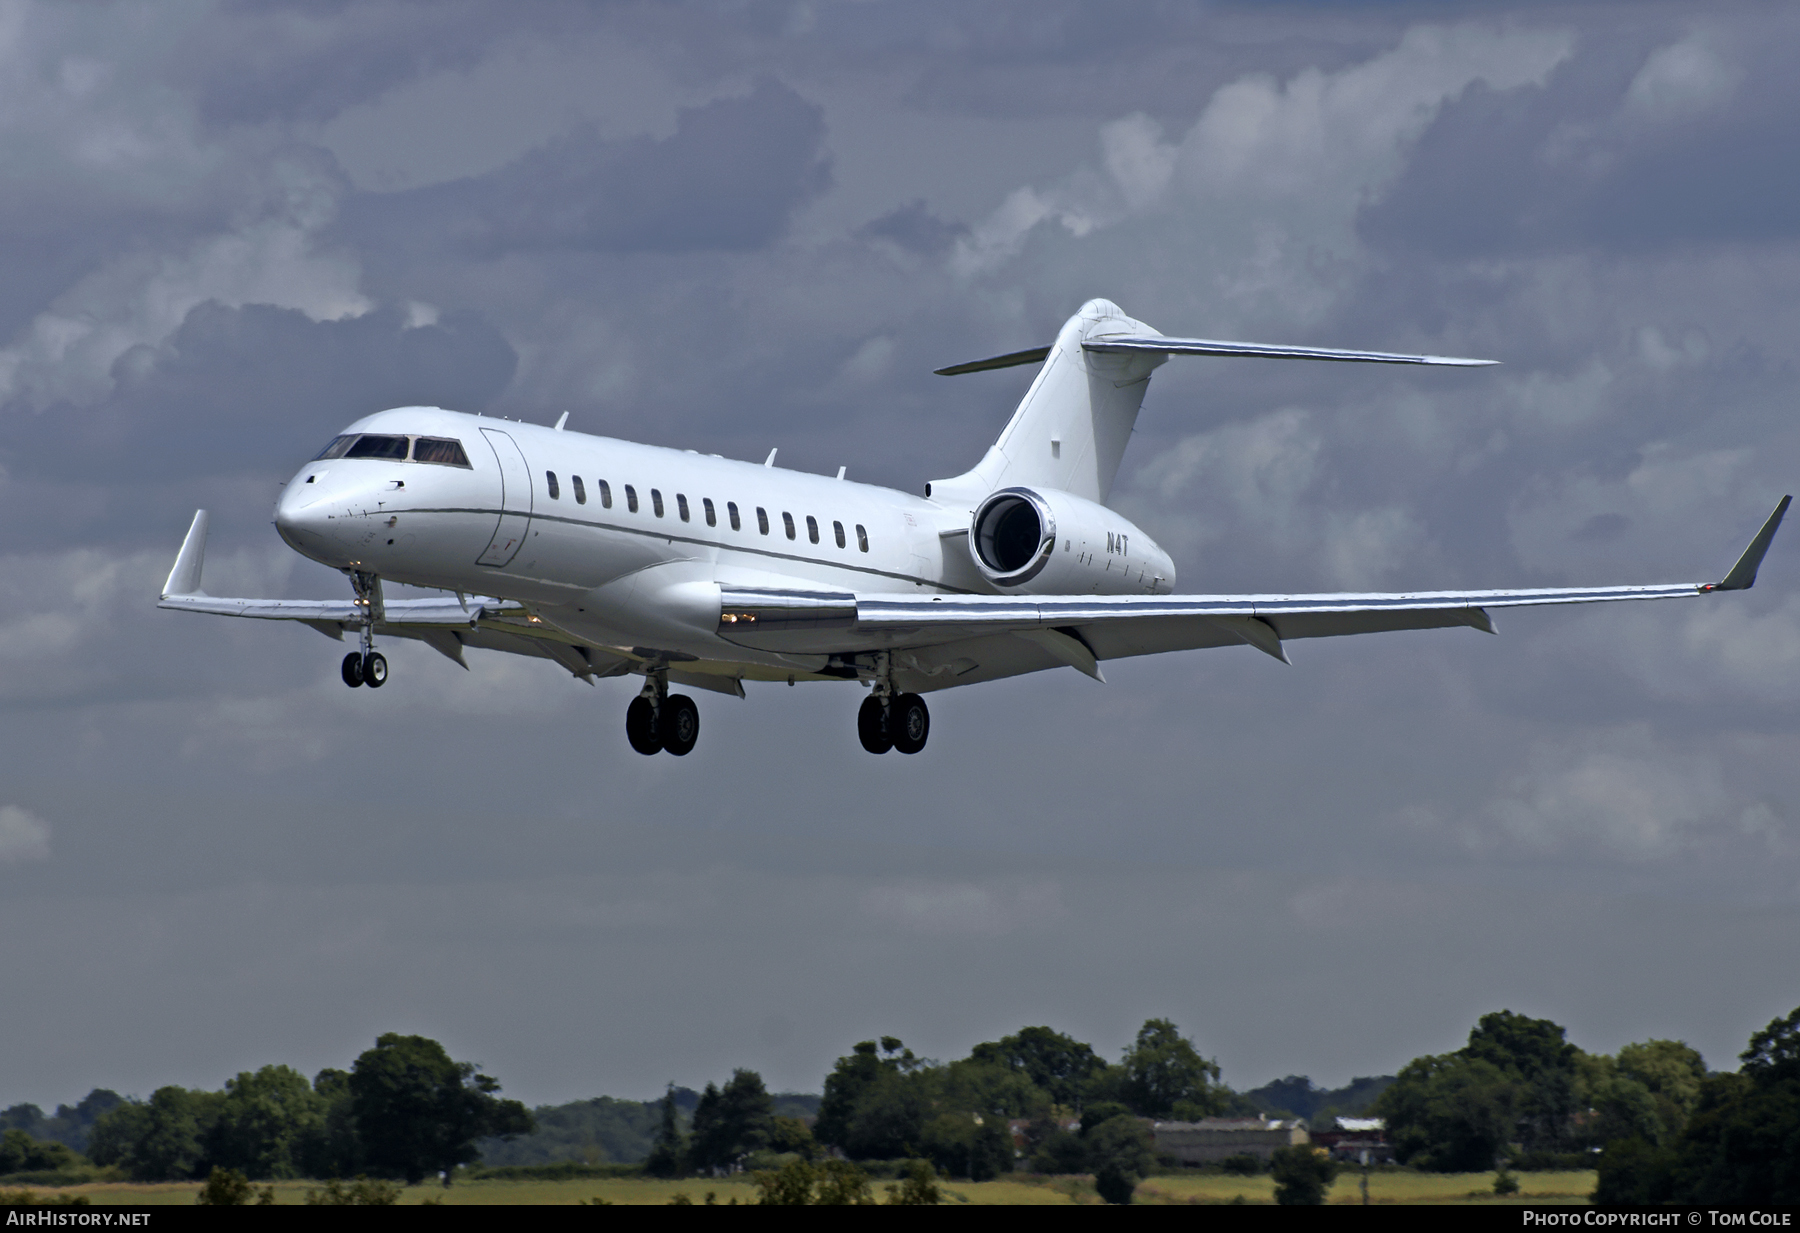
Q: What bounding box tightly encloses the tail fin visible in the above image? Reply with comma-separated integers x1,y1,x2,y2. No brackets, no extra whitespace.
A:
929,300,1166,508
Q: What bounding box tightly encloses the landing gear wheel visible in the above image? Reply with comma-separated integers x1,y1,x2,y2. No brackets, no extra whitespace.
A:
361,652,388,688
857,695,893,754
891,693,930,755
341,652,364,688
625,696,663,755
662,695,699,756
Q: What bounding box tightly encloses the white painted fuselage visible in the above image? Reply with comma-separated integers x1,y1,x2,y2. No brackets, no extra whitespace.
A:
274,405,1173,680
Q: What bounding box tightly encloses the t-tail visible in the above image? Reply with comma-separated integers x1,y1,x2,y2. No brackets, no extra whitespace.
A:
927,298,1496,511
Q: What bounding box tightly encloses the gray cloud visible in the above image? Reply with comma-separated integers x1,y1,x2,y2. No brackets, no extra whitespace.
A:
341,79,830,259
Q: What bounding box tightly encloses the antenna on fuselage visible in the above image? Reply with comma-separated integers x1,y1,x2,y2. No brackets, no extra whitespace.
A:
764,448,778,467
836,466,847,480
554,411,569,431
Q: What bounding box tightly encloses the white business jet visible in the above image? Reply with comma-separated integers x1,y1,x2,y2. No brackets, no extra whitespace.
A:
158,299,1789,757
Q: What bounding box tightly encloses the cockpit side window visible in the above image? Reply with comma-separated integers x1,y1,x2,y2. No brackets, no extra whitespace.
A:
313,435,357,461
412,437,472,467
344,434,410,460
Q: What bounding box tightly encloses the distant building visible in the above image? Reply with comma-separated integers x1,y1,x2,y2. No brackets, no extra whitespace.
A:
1151,1115,1310,1164
1308,1117,1393,1164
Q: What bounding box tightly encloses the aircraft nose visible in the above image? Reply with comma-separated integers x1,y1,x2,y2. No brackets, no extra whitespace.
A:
274,476,335,561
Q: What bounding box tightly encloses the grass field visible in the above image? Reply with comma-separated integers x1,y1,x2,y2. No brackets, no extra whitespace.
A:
25,1169,1598,1206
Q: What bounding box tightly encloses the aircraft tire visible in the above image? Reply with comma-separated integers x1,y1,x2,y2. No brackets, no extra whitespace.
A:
626,696,663,755
362,652,388,688
341,652,364,688
857,695,893,754
891,693,929,755
662,695,699,756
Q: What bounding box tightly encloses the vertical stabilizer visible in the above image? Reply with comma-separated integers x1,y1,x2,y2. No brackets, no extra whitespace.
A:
930,300,1166,509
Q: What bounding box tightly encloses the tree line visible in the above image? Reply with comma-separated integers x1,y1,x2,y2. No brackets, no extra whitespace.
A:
1369,1004,1800,1205
1,1034,529,1187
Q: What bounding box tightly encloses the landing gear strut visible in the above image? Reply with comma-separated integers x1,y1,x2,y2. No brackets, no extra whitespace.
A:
341,571,388,689
625,670,699,756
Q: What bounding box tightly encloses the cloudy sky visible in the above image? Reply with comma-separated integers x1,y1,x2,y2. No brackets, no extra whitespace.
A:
5,0,1800,1113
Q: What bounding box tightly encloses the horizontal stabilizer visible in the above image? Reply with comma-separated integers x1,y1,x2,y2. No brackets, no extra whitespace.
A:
933,346,1052,376
1082,337,1497,367
1708,495,1791,591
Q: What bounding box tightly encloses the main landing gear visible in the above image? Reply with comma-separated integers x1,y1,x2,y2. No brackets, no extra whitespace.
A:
340,570,387,689
626,672,698,756
341,650,387,688
858,692,929,755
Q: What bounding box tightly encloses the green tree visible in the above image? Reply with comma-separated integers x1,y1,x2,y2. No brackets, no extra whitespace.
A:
767,1115,816,1158
347,1033,532,1185
642,1086,687,1178
689,1070,774,1171
751,1158,875,1205
1616,1040,1706,1143
308,1069,359,1178
205,1065,326,1180
195,1167,274,1205
883,1159,943,1205
814,1038,924,1152
1270,1145,1337,1205
1085,1114,1153,1204
1464,1010,1582,1151
918,1113,1011,1181
0,1130,79,1176
1118,1019,1221,1118
87,1087,222,1182
968,1027,1105,1110
1376,1053,1514,1172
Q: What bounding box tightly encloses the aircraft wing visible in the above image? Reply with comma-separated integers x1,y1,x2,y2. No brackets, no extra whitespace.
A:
718,497,1790,687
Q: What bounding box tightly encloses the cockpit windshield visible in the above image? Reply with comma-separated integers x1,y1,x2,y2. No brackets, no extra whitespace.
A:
310,434,472,468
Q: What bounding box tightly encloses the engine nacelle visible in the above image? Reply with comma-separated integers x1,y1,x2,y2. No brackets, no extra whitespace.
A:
968,486,1175,595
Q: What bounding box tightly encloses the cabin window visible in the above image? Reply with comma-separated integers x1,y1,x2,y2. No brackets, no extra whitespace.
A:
313,435,356,461
756,506,769,535
625,485,638,513
806,515,819,544
703,498,716,527
728,501,741,531
572,475,586,504
833,520,846,549
599,480,612,509
782,512,796,540
651,489,664,517
545,471,560,500
344,434,409,461
677,494,690,522
856,523,869,552
412,437,472,468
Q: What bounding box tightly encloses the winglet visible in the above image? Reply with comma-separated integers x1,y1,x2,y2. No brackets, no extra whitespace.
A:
162,510,210,598
1708,496,1791,591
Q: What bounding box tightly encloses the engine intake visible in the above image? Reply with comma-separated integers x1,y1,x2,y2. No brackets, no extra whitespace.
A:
965,485,1175,595
972,488,1056,585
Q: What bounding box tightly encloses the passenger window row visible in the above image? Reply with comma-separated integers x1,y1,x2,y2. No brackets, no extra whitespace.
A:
542,470,869,553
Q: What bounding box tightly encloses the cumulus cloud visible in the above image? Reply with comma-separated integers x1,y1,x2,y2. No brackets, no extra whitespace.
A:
951,23,1572,285
0,805,51,864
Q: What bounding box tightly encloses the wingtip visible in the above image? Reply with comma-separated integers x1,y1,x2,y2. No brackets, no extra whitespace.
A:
1713,495,1791,591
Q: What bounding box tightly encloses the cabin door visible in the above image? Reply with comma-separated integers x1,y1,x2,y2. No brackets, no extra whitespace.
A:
476,428,534,567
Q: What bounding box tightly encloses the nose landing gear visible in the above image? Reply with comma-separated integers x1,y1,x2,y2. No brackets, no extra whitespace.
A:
340,572,388,688
625,670,699,756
